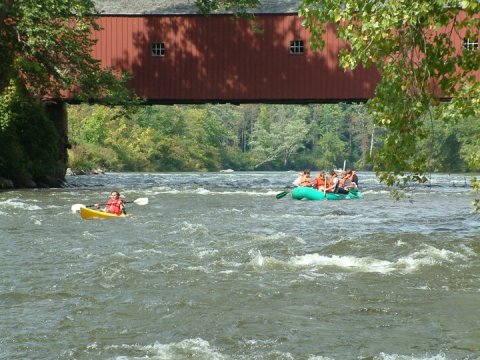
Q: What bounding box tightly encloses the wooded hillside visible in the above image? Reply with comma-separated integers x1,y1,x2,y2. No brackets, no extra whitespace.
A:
67,103,480,174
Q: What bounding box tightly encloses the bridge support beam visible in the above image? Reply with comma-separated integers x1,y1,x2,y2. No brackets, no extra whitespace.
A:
44,101,69,185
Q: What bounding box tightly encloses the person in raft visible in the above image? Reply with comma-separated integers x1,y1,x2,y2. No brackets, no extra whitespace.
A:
335,171,350,194
293,169,313,187
324,170,348,194
96,191,125,215
346,169,359,189
313,171,327,191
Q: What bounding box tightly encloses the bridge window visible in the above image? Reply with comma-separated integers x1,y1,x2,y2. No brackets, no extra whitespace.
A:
152,42,165,57
463,38,478,51
290,40,304,55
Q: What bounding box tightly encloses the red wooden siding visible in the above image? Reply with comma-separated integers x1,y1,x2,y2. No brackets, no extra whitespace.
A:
90,14,477,103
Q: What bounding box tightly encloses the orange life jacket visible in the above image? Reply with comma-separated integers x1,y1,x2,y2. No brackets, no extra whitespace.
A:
314,175,326,190
105,198,124,215
326,173,337,192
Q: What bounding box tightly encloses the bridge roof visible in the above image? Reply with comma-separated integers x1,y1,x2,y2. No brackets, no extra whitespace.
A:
93,0,300,15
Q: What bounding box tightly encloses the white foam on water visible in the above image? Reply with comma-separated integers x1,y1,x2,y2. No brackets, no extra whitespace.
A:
307,356,335,360
218,269,237,274
112,252,128,259
219,258,243,268
186,265,209,273
458,244,476,257
81,231,97,240
281,213,311,219
179,221,209,235
225,207,245,214
150,186,279,197
110,338,225,359
247,244,470,275
0,198,42,211
196,249,219,258
397,245,468,272
133,248,163,255
414,285,432,290
246,250,292,270
252,231,288,242
195,187,211,195
376,352,448,360
248,249,265,267
289,253,395,274
361,189,390,195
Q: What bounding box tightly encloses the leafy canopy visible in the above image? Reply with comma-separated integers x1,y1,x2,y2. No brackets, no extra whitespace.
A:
195,0,261,16
0,0,134,103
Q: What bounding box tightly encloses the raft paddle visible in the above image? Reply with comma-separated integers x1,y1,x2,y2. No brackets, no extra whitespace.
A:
276,191,289,199
71,197,149,213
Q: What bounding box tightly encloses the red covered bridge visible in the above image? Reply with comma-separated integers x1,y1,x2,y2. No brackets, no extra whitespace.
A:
90,1,479,104
91,0,380,104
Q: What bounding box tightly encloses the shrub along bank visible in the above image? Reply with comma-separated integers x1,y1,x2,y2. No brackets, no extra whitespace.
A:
0,84,65,188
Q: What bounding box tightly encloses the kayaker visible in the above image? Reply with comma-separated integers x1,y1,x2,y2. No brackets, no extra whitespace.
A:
96,191,125,215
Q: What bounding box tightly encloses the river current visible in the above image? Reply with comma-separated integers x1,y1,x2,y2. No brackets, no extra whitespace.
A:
1,171,479,360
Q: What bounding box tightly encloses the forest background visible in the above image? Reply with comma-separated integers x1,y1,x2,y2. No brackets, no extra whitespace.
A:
67,102,480,174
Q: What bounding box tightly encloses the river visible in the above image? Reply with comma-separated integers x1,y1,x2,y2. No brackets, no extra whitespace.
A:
1,171,479,360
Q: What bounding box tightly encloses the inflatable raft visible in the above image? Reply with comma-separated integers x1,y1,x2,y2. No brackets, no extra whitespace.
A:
80,206,126,220
291,187,364,201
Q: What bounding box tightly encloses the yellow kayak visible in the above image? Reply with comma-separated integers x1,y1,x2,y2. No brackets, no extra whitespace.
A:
80,206,126,220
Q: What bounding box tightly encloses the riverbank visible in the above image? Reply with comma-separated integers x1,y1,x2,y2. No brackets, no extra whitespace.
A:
0,168,108,189
0,175,64,189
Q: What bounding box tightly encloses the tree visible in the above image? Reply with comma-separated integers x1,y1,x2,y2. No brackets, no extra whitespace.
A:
250,105,310,168
306,104,349,169
313,132,346,169
195,0,261,16
347,104,376,169
0,84,60,186
0,0,137,187
0,0,133,103
299,0,480,193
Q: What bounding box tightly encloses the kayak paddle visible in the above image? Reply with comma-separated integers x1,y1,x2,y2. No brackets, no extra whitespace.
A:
71,197,149,213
